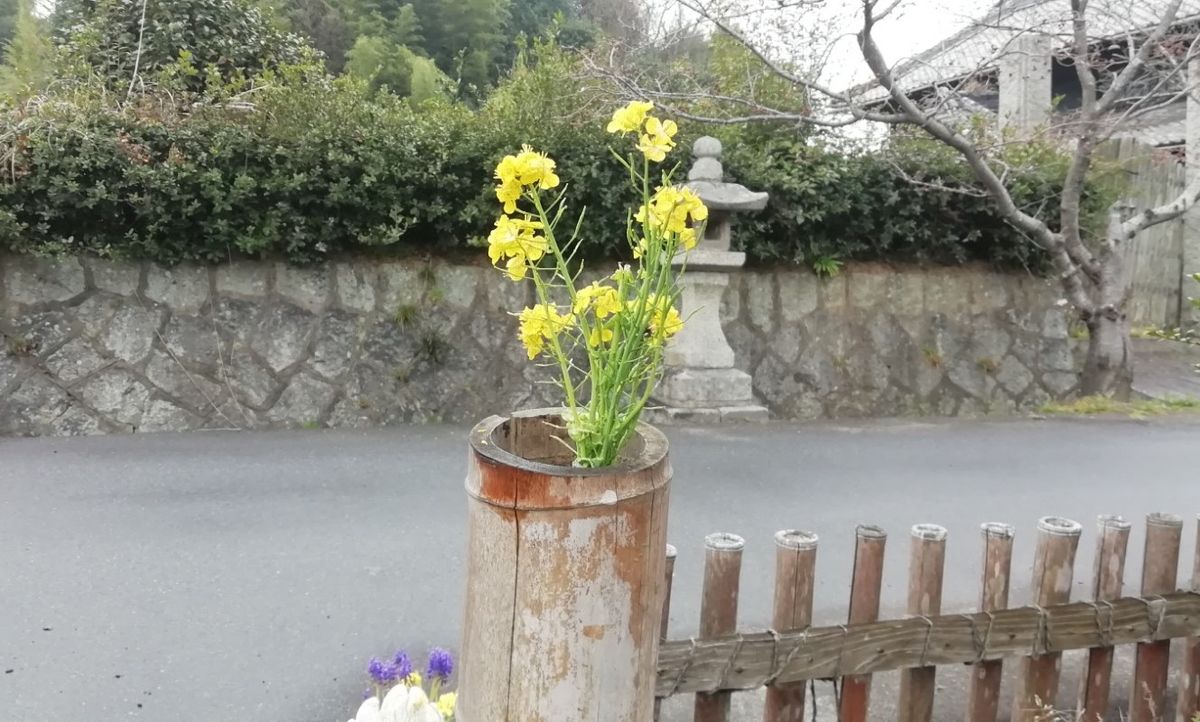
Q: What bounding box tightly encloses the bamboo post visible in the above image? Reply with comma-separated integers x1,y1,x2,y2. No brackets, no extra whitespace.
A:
1131,513,1183,722
966,522,1014,722
1011,516,1082,722
1077,515,1131,722
763,530,819,722
898,524,948,722
459,410,671,722
695,533,745,722
653,544,677,722
1179,514,1200,722
839,524,887,722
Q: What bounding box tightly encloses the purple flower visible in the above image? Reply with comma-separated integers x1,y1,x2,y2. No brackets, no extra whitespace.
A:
367,657,399,685
392,650,413,679
426,648,453,681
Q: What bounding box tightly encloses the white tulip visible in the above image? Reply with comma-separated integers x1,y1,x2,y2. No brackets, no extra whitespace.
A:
380,685,443,722
351,696,382,722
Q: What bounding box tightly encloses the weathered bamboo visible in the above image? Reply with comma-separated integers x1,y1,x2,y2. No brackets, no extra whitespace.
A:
654,591,1200,696
1179,515,1200,722
694,533,744,722
966,522,1013,722
839,524,887,722
1131,513,1183,722
898,524,947,722
459,409,670,722
1077,515,1131,722
763,530,818,722
1011,517,1082,722
653,544,677,722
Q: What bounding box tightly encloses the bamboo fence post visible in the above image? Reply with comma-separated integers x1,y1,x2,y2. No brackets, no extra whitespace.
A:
1179,514,1200,722
1077,515,1131,722
694,533,745,722
1131,513,1183,722
966,522,1014,722
1012,516,1082,722
839,524,887,722
898,524,948,722
653,544,677,722
763,530,819,722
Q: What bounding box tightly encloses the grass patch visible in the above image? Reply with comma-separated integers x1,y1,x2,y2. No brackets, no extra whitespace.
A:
1039,395,1200,418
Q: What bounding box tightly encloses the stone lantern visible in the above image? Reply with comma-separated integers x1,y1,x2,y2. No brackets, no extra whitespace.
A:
654,136,769,422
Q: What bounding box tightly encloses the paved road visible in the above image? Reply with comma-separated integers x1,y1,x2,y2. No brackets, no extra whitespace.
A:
1,418,1197,722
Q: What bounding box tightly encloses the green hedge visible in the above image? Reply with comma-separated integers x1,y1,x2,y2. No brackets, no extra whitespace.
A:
0,46,1102,270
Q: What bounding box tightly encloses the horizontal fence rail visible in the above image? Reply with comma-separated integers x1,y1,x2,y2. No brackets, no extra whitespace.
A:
655,591,1200,696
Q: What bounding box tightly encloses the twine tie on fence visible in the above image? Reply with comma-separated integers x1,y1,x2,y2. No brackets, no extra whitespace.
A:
1033,605,1048,656
917,614,935,667
765,627,810,687
668,637,696,697
715,633,745,689
1088,600,1116,647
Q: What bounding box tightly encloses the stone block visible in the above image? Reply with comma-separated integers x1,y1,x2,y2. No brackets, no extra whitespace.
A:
947,356,996,400
215,261,272,299
848,267,889,310
995,355,1034,395
310,309,364,380
719,405,769,422
819,273,848,312
8,310,73,358
145,264,209,313
266,372,336,425
72,295,122,337
3,256,86,304
250,304,317,373
103,305,163,365
334,262,377,313
744,272,776,333
924,270,972,312
377,261,424,310
1041,308,1070,340
971,272,1011,312
86,258,141,296
434,265,481,309
657,367,755,407
220,346,279,409
212,298,262,342
1039,339,1075,372
777,271,819,322
44,338,109,385
275,263,331,313
145,350,226,413
78,369,152,427
163,314,222,367
139,399,200,432
1042,370,1079,395
889,271,925,317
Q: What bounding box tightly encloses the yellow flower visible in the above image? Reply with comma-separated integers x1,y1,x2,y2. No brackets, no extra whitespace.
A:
404,671,422,687
493,146,560,212
611,264,634,285
631,294,683,342
588,325,614,348
573,282,621,318
518,304,574,359
514,145,560,189
435,692,457,718
637,117,678,162
606,100,654,135
488,215,548,281
636,186,707,246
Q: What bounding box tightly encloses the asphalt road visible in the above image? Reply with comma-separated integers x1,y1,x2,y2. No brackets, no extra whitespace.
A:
1,418,1197,722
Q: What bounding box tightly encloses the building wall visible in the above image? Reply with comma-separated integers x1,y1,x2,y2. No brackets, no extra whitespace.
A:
0,254,1084,435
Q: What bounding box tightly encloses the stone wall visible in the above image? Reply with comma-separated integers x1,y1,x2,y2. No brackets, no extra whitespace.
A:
0,254,1082,435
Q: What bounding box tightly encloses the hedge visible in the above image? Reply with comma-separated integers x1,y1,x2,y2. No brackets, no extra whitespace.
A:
0,46,1106,271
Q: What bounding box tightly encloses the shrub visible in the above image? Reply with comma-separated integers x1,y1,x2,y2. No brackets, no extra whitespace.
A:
0,39,1104,270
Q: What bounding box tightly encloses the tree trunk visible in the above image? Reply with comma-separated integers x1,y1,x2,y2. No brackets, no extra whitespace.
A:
1080,312,1133,398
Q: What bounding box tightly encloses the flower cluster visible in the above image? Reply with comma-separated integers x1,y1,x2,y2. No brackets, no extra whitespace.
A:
348,648,456,722
485,101,706,467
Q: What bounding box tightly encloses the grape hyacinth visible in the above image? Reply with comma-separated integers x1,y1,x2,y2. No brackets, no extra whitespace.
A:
426,648,453,681
393,650,414,680
367,657,400,685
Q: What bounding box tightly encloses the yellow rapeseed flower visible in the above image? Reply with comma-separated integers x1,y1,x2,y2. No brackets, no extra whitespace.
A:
636,186,707,249
632,294,683,342
513,145,560,189
518,304,574,359
573,282,621,318
606,100,654,135
637,117,678,163
488,215,548,281
435,692,457,719
588,325,614,348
